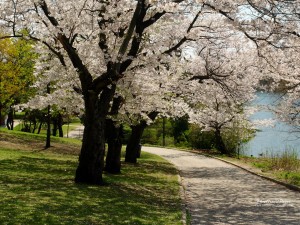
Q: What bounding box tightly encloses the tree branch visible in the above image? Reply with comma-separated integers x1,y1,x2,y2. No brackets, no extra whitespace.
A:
163,9,202,55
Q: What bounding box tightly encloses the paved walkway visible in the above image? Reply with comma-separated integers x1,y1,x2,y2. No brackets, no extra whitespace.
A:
64,125,84,139
142,147,300,225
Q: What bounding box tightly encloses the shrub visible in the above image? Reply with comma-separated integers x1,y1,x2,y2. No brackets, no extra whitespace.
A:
188,125,214,149
142,128,159,145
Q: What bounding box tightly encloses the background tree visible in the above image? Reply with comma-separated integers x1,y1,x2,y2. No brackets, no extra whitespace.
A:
0,35,36,127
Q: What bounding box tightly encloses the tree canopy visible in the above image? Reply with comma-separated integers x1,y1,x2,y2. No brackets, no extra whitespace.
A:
0,34,36,124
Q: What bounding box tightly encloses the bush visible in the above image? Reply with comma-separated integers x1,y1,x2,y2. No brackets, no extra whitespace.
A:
142,128,159,145
188,125,214,149
157,135,175,147
222,128,242,155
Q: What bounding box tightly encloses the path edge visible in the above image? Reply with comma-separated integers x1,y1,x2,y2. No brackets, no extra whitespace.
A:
201,153,300,193
177,170,189,225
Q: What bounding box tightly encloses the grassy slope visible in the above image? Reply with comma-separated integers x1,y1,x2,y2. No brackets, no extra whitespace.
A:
0,130,182,225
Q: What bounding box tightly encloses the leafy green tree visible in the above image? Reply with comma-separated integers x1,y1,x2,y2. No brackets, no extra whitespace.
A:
171,116,189,146
0,35,36,127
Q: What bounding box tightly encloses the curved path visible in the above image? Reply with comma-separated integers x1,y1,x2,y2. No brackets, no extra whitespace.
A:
64,125,84,139
142,147,300,225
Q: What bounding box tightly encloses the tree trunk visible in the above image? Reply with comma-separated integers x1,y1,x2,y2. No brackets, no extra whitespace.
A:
125,121,147,163
32,119,37,133
162,117,166,146
215,128,227,154
104,120,123,174
37,122,43,134
125,112,158,163
75,116,106,184
75,88,115,185
57,113,64,137
104,96,124,173
46,104,51,148
45,83,51,148
52,117,58,136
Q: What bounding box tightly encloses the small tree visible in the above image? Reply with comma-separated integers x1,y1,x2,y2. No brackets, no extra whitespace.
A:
0,35,36,127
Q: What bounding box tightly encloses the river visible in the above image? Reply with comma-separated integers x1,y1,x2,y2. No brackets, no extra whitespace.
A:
242,92,300,157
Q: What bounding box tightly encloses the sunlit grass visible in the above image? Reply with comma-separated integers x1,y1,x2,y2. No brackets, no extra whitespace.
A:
0,130,182,224
250,149,300,172
227,149,300,187
0,127,82,146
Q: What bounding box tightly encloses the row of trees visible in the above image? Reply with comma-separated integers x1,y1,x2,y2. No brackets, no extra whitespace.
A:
1,0,299,185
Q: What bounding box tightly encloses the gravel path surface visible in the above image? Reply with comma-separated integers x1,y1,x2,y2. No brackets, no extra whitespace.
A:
142,146,300,225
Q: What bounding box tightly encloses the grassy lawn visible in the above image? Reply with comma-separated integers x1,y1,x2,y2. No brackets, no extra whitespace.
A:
0,130,182,225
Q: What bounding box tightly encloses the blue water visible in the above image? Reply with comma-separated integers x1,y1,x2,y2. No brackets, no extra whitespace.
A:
242,92,300,157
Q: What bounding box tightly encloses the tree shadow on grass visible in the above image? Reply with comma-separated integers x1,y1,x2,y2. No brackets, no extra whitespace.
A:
0,155,181,225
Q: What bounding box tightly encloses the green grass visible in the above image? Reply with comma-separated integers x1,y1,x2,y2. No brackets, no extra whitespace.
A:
250,149,300,173
253,149,300,186
0,130,182,225
278,171,300,186
186,209,191,225
11,122,82,138
218,150,300,187
0,127,82,146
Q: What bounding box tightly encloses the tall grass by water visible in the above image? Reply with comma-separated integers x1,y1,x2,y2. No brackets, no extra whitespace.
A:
252,148,300,186
265,148,300,171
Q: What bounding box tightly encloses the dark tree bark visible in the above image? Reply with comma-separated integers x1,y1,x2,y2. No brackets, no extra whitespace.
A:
37,121,43,134
45,84,51,148
32,118,37,133
57,113,64,137
52,117,58,136
75,87,115,184
125,122,146,163
75,98,106,184
104,120,123,174
125,112,158,163
162,117,166,146
104,96,124,174
214,128,227,154
52,113,63,137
